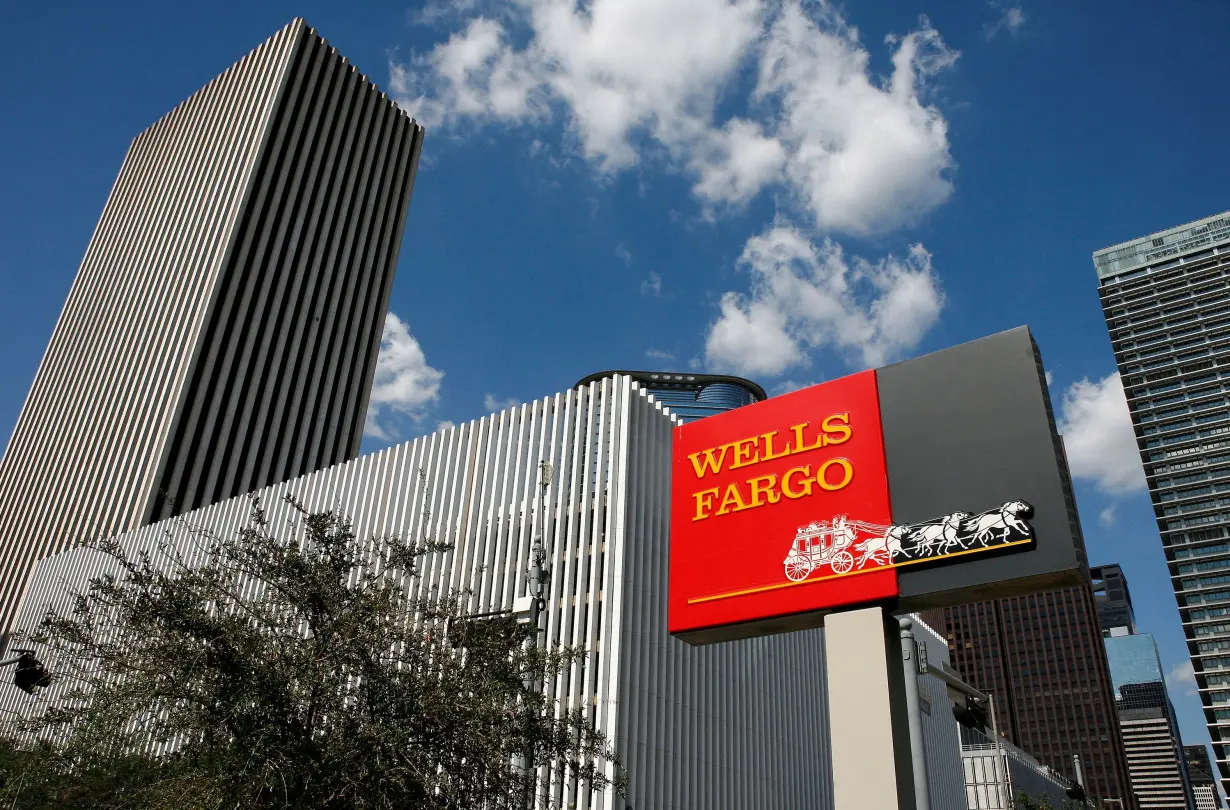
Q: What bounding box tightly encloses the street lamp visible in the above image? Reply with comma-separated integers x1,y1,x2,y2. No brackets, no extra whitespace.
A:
0,649,51,694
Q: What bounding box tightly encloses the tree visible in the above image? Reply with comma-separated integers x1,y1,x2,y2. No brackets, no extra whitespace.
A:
0,495,623,809
1015,791,1106,810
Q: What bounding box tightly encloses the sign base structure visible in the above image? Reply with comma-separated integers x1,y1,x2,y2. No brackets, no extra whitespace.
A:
826,606,918,810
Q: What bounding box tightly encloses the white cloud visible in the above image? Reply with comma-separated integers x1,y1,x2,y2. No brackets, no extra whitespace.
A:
437,420,458,431
484,393,521,413
755,6,957,234
705,224,943,376
1045,369,1053,386
772,379,820,396
1057,373,1145,495
983,3,1026,40
365,313,444,440
392,1,958,235
615,242,633,266
645,348,676,362
1166,659,1197,697
395,2,958,374
1099,505,1116,527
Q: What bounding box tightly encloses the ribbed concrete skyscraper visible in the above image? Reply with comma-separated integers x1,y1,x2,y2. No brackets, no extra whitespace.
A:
0,19,425,635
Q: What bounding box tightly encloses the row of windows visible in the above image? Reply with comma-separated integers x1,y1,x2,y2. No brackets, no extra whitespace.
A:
1112,304,1230,340
1182,587,1230,605
1210,690,1230,704
1193,621,1230,636
1179,558,1230,576
1159,482,1230,505
1177,542,1230,560
1110,286,1230,321
1164,497,1230,517
1136,382,1230,415
1158,470,1230,490
1200,639,1230,653
1204,672,1230,686
1155,451,1230,477
1200,654,1230,669
1185,572,1230,591
1141,397,1229,424
1138,374,1221,400
1188,604,1230,620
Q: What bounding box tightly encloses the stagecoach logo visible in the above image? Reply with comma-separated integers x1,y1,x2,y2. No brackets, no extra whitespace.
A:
782,500,1035,583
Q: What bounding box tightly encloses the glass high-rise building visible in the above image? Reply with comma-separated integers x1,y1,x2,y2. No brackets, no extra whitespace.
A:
1094,211,1230,793
0,19,424,639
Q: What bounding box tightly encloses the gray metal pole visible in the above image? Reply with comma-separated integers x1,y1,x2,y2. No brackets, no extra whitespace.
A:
1072,754,1090,809
988,693,1008,810
898,618,931,810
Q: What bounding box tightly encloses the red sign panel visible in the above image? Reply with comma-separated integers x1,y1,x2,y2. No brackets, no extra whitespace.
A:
668,371,898,636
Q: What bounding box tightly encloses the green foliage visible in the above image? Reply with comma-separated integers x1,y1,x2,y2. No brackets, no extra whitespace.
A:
1014,790,1105,810
0,496,623,809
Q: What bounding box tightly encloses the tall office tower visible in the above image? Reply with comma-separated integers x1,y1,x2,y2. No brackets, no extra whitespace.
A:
1184,746,1224,810
573,371,764,422
1093,211,1230,793
0,19,425,637
923,588,1137,807
1106,635,1195,809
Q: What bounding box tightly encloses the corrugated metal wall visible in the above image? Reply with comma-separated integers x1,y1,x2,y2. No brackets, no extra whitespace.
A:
6,377,982,808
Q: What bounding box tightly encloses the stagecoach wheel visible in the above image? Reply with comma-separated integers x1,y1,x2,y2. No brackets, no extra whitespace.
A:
785,556,812,582
831,550,854,575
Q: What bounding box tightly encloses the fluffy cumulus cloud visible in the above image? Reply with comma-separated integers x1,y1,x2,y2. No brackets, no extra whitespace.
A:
1056,373,1147,495
364,313,444,441
395,0,959,373
705,224,943,375
395,0,956,234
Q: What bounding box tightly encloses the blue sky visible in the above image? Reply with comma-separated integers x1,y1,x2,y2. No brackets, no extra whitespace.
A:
4,0,1230,753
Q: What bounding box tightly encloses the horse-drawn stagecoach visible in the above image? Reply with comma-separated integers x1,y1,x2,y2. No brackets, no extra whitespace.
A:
781,501,1034,583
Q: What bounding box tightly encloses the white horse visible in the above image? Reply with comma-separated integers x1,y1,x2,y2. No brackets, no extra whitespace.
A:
963,501,1034,546
908,511,973,557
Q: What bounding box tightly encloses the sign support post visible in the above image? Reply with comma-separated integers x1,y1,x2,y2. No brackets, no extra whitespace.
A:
825,606,917,810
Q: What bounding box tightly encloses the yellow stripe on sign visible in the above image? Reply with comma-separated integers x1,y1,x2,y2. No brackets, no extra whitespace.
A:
685,537,1034,605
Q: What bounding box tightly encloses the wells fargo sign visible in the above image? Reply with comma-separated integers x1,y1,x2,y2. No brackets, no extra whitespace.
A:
669,327,1086,644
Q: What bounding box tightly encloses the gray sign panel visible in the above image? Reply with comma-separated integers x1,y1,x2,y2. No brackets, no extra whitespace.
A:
877,326,1088,611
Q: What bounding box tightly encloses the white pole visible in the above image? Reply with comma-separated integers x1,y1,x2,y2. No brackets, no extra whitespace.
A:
988,693,1008,810
899,618,931,810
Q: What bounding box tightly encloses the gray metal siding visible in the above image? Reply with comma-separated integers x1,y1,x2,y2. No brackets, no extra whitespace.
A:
0,19,423,638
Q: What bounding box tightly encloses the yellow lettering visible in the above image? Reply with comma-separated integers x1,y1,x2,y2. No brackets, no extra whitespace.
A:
781,465,814,499
747,474,781,508
688,445,730,478
790,422,826,454
816,457,854,491
729,437,761,470
716,483,747,516
821,413,852,445
692,488,719,521
760,430,793,462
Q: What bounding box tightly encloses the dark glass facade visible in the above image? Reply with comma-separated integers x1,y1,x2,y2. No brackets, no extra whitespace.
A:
1093,563,1139,635
923,586,1137,808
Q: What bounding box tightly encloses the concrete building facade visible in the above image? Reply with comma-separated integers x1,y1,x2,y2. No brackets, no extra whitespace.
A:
1093,211,1230,793
0,19,423,637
